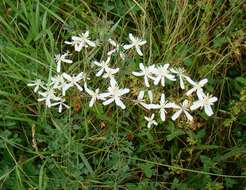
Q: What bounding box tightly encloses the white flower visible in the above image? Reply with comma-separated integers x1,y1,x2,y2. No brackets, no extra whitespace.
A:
51,98,70,113
54,52,72,73
102,67,119,84
186,78,208,97
170,68,188,89
171,100,193,121
50,74,65,90
123,33,146,56
151,93,178,121
65,31,96,52
27,79,46,93
144,114,158,128
93,57,111,77
152,64,176,86
190,92,218,116
100,80,130,109
38,88,60,108
107,38,125,60
84,83,105,107
62,72,84,94
132,63,155,87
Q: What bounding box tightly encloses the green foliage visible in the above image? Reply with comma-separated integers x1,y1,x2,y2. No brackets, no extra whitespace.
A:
0,0,246,189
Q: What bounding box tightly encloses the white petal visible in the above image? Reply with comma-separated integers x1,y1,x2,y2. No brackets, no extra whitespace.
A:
62,59,73,64
75,83,83,91
160,93,165,104
132,71,143,77
139,63,145,70
120,53,125,60
103,97,115,106
85,39,96,47
149,104,160,109
190,101,202,110
170,68,178,74
161,77,165,87
108,38,117,46
135,46,143,56
62,73,72,81
96,68,104,77
93,61,102,67
171,109,183,121
204,105,213,116
139,40,147,46
115,97,126,109
199,78,208,86
180,76,185,89
184,110,193,121
197,89,205,100
129,33,135,41
140,102,152,110
144,76,150,87
160,109,166,121
84,85,94,96
148,90,153,103
119,88,130,96
75,72,84,80
56,62,61,73
154,76,161,85
109,77,117,85
210,97,218,103
100,92,111,98
186,77,196,85
137,91,145,101
34,86,39,93
166,103,179,109
107,49,116,56
75,43,82,52
65,41,72,45
123,44,134,50
58,104,62,113
153,121,158,126
89,97,96,107
63,83,72,92
186,87,196,96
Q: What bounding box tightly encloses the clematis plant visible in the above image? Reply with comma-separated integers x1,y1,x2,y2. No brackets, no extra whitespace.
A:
27,30,218,129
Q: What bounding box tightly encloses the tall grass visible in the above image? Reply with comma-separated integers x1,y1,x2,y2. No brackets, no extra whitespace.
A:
0,0,245,189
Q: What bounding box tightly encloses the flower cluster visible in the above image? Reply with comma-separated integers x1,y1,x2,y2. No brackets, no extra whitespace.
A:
28,31,217,128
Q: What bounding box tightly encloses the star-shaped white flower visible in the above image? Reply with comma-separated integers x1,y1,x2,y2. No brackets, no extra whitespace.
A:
171,100,193,121
102,67,119,84
50,74,65,90
152,64,176,86
65,31,96,52
54,52,72,73
93,57,111,77
170,68,188,89
100,80,130,109
107,38,125,60
190,92,218,116
51,98,70,113
62,72,84,94
132,63,155,87
38,88,60,108
151,93,179,121
123,33,146,56
84,83,105,107
27,79,46,93
144,114,158,128
186,78,208,97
